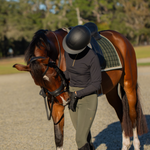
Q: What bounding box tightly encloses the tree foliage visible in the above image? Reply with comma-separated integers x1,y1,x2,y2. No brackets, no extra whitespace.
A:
0,0,150,57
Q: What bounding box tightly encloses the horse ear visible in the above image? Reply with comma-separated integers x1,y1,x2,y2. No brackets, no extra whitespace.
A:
13,64,31,72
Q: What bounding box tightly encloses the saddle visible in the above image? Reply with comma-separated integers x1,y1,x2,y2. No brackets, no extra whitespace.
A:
62,24,105,66
62,23,122,71
84,22,106,67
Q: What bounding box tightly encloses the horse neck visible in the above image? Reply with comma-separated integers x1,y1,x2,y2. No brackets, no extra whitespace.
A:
46,30,68,70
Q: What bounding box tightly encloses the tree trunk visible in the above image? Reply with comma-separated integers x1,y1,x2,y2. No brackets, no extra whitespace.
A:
76,7,83,25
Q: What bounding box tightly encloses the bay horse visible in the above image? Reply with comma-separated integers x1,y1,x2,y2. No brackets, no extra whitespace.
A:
13,28,148,150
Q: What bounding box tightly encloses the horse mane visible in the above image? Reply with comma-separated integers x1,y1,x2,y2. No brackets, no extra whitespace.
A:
24,29,52,85
25,29,50,63
24,28,67,84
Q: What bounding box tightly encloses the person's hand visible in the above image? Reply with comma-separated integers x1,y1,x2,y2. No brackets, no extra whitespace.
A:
68,92,78,112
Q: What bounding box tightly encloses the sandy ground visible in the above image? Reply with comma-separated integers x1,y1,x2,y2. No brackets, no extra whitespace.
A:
0,66,150,150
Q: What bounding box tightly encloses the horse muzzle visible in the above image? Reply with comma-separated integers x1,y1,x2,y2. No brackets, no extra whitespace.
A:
62,98,70,106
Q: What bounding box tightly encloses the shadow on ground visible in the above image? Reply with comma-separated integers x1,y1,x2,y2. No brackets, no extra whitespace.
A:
93,115,150,150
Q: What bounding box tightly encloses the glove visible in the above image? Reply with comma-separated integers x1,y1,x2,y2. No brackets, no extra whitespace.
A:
68,92,78,112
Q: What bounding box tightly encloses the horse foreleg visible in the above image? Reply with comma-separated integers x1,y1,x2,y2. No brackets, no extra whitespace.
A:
52,104,65,150
54,124,64,150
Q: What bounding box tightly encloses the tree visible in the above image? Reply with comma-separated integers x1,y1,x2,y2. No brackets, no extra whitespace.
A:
72,0,114,30
0,0,44,56
111,0,150,45
0,0,150,57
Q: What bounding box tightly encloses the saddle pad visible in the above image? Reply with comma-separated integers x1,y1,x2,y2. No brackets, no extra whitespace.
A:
97,35,122,72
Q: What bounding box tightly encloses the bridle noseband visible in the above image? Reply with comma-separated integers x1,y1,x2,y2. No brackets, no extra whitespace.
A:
28,56,68,97
42,58,67,98
28,56,69,123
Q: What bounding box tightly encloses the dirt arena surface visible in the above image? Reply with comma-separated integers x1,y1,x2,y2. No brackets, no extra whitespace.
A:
0,66,150,150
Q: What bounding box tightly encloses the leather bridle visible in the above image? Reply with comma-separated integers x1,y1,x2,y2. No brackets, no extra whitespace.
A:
28,56,69,123
27,31,69,124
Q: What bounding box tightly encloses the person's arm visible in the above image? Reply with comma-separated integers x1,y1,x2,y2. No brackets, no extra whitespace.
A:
63,51,70,80
63,70,69,80
76,55,102,98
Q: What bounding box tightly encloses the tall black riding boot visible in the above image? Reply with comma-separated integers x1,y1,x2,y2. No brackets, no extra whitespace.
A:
89,143,95,150
78,143,90,150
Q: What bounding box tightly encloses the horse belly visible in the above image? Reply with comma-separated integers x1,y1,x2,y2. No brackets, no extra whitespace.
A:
99,69,123,94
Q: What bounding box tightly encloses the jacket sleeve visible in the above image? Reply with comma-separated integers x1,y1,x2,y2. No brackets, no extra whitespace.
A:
63,51,70,80
76,55,102,98
63,70,70,80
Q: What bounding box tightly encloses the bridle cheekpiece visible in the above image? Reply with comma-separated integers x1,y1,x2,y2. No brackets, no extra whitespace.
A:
28,56,69,123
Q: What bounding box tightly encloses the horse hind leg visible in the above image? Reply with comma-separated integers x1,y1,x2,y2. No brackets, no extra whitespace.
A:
121,128,141,150
106,85,131,150
126,86,140,150
122,130,132,150
133,85,148,150
133,127,140,150
120,83,139,150
121,84,148,150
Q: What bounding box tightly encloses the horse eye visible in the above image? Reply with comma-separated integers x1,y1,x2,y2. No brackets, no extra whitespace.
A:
43,75,50,81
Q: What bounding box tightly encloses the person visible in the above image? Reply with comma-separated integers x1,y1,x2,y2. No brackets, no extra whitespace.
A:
63,25,102,150
8,47,14,57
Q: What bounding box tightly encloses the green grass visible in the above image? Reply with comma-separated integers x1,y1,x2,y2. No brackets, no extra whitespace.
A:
0,65,25,75
0,56,26,75
0,45,150,75
134,45,150,59
137,62,150,66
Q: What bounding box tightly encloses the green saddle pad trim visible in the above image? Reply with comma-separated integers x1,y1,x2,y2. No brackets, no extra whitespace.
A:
97,35,122,72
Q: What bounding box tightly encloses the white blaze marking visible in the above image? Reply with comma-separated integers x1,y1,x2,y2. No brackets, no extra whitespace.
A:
43,75,49,81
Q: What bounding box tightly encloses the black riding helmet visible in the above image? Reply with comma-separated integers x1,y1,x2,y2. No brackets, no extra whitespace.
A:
63,25,91,54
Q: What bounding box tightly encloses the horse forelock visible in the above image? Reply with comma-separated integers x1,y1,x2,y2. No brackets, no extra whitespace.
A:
25,29,51,63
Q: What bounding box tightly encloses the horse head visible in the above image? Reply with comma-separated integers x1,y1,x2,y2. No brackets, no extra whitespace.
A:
13,29,69,106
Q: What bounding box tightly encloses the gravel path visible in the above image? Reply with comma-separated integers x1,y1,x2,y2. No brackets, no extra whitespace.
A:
137,58,150,63
0,66,150,150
